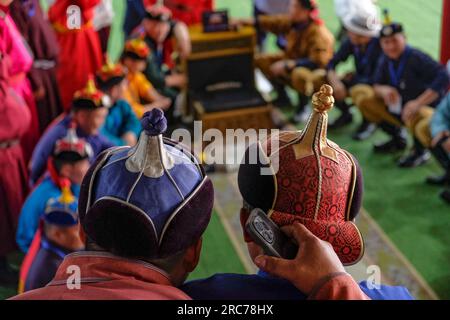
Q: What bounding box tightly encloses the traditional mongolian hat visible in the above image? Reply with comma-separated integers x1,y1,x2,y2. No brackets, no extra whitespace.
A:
52,122,93,163
123,38,151,61
47,123,93,187
144,4,173,22
78,109,214,259
238,85,364,265
72,76,110,110
380,9,404,38
96,59,126,91
44,180,79,227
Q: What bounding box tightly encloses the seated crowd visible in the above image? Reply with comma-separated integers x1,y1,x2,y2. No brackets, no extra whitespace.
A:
0,0,448,300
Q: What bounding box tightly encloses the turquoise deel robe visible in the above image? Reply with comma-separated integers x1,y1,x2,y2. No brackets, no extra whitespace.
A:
100,99,142,146
16,177,80,253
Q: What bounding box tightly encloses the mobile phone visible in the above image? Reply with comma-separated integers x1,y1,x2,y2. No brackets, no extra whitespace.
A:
245,208,298,259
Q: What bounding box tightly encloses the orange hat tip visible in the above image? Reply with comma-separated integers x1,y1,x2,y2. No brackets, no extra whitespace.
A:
312,84,334,113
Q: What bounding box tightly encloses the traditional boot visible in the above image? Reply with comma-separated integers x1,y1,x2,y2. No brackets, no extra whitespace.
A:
373,122,408,153
426,142,450,186
397,138,431,168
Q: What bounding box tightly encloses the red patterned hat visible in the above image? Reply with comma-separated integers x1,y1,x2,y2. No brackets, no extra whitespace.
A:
238,85,364,265
73,76,108,110
96,59,126,90
53,122,93,162
123,38,151,60
144,4,172,22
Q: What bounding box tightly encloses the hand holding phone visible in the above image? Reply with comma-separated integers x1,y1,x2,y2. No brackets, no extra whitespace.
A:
245,208,298,259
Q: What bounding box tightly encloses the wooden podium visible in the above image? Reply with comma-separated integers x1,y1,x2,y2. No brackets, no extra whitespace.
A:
185,25,274,133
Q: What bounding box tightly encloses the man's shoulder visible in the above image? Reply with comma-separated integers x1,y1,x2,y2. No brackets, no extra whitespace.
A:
408,47,438,65
38,116,69,145
9,287,51,300
182,274,414,300
181,273,307,300
12,279,192,300
309,21,333,38
115,99,134,111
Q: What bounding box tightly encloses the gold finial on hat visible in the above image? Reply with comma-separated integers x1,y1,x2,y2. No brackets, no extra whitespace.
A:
102,56,115,72
312,84,334,113
59,179,75,205
383,9,392,25
85,75,97,95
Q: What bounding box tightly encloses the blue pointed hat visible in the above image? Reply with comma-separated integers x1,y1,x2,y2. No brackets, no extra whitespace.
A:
380,9,404,38
78,109,214,259
44,181,79,227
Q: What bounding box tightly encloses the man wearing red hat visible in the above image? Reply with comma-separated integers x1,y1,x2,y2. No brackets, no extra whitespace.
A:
29,78,114,185
96,61,142,146
182,85,413,300
17,126,91,253
121,38,171,119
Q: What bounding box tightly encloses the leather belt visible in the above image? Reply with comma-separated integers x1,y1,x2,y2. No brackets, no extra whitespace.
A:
0,139,20,149
34,60,56,70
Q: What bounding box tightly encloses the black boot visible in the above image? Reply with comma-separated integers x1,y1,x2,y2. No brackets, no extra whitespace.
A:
427,174,450,186
329,101,353,129
373,122,407,153
397,139,431,168
352,119,377,141
292,93,309,124
272,83,292,108
439,189,450,204
426,142,450,186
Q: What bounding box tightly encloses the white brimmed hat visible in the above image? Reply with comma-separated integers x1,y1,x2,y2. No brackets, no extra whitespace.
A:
343,8,381,38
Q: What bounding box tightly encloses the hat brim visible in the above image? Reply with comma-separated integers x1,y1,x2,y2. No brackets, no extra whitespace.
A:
270,211,364,266
343,16,381,38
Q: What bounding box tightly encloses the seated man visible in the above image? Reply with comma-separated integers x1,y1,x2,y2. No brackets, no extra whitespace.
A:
141,4,190,105
121,38,171,119
30,79,114,185
19,188,84,293
182,85,413,300
326,9,382,140
426,92,450,204
236,0,334,122
253,0,290,51
11,109,368,300
353,11,449,166
17,128,91,253
96,61,142,146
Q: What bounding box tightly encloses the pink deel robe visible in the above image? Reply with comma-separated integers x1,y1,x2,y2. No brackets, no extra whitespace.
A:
1,8,40,163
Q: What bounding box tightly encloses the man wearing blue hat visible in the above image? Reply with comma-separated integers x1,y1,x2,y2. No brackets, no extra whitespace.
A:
353,10,449,166
13,109,215,300
19,189,83,293
11,109,369,300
